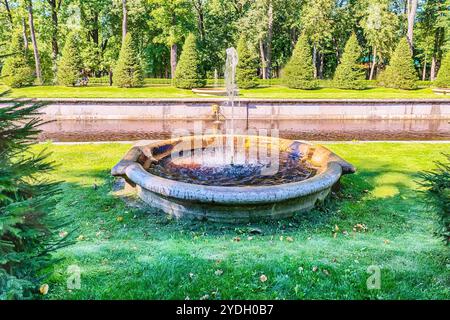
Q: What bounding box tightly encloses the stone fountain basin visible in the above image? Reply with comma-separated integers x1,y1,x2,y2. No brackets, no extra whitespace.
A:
192,87,239,96
111,135,355,223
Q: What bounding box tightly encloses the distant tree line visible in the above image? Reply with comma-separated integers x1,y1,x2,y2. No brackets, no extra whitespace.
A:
0,0,449,89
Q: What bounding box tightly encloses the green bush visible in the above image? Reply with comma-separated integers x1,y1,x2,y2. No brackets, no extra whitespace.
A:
434,53,450,88
236,37,259,89
174,34,206,89
333,33,366,90
113,33,144,88
282,34,318,90
377,38,418,90
418,154,450,245
57,32,83,86
1,32,34,88
0,99,69,299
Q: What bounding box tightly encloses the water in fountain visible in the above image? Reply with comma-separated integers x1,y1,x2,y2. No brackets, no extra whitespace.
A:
225,47,238,135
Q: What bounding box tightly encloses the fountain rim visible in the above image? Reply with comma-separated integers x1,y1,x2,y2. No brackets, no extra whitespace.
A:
112,135,355,205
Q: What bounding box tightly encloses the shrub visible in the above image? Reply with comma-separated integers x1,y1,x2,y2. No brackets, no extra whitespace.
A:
113,33,144,88
333,33,366,90
282,34,318,89
0,99,69,299
418,154,450,245
377,38,418,90
57,32,83,86
1,32,34,88
174,34,206,89
236,37,259,89
434,53,450,88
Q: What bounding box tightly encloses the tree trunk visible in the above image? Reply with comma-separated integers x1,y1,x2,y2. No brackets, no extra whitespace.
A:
430,55,436,80
313,44,317,79
122,0,127,43
369,47,377,80
266,0,273,79
170,44,177,79
406,0,418,53
319,53,324,79
193,0,205,41
422,56,427,81
22,18,29,51
259,39,267,79
47,0,59,62
27,0,42,85
3,0,13,26
109,69,113,86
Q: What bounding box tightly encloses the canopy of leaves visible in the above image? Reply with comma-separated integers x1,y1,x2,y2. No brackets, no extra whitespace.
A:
435,53,450,88
174,33,205,89
282,34,318,89
236,37,259,89
333,33,366,89
57,32,83,86
113,33,144,88
378,38,418,90
1,32,35,88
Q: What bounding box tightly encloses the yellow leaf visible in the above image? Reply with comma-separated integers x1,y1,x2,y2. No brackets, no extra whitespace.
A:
39,284,49,295
117,216,124,222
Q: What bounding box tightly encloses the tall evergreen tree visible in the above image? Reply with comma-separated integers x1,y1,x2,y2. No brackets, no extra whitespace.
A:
236,37,259,89
113,33,144,88
0,98,69,299
282,34,318,89
174,33,205,89
434,53,450,88
57,32,83,86
1,31,35,88
378,38,418,90
333,33,366,89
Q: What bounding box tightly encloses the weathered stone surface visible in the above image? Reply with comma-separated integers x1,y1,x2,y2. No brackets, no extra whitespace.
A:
111,135,356,223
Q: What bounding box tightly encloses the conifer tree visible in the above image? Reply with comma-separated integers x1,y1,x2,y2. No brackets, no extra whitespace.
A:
434,53,450,88
282,34,318,89
333,33,366,89
378,38,418,90
113,33,144,88
57,32,83,86
0,98,69,299
174,33,206,89
236,37,259,89
1,31,35,88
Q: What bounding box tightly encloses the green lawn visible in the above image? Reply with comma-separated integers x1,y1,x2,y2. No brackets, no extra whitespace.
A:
2,84,449,99
37,142,449,300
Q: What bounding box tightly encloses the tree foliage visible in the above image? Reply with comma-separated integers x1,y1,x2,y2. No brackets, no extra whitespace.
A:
236,37,259,89
378,38,418,90
113,32,144,88
57,32,83,86
1,31,35,88
174,33,205,89
0,99,69,299
435,53,450,88
333,33,366,89
282,34,318,89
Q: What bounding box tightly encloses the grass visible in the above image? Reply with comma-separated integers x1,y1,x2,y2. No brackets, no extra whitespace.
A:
36,142,450,300
2,84,448,99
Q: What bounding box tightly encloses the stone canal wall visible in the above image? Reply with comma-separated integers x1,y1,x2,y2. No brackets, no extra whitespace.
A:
1,98,450,120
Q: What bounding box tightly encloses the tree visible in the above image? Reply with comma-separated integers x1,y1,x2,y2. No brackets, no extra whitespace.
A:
281,33,318,89
434,53,450,88
302,0,335,79
0,99,69,299
122,0,127,44
1,31,35,88
57,32,83,86
26,0,42,85
360,0,399,80
236,36,259,89
113,32,144,88
45,0,62,66
378,38,418,89
406,0,419,52
333,33,366,89
149,0,195,79
174,33,205,89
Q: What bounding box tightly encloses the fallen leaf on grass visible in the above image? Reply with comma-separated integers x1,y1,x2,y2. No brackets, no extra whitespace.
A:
312,266,318,272
215,269,224,276
233,236,241,242
286,236,294,242
260,274,268,282
116,216,124,222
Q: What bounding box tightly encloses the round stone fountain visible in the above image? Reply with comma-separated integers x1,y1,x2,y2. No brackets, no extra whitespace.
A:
111,134,355,223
